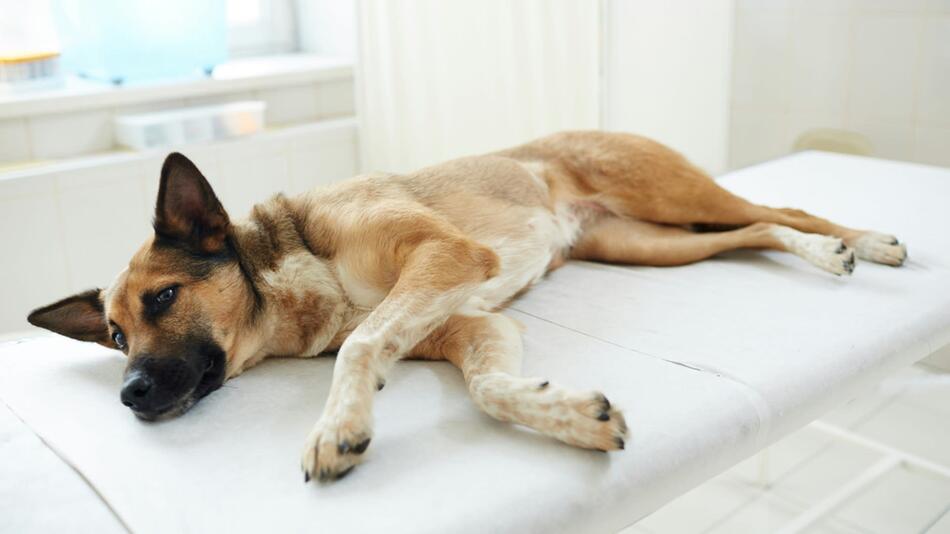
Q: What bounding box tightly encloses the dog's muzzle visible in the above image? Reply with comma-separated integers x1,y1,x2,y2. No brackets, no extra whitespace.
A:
120,346,225,420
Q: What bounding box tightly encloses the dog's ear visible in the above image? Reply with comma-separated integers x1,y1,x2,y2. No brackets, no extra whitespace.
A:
27,289,110,344
153,152,230,254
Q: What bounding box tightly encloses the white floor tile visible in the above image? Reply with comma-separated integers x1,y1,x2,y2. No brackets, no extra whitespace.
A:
927,507,950,533
618,524,656,534
769,440,881,507
730,426,835,486
628,364,950,534
831,465,950,534
704,493,803,534
822,365,931,428
804,517,871,534
887,367,950,418
636,473,761,533
851,396,950,467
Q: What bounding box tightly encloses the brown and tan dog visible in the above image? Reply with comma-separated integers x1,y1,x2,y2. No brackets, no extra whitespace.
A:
27,131,906,482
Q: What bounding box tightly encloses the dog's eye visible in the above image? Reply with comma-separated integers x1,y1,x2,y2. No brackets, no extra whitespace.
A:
112,331,127,349
156,286,177,304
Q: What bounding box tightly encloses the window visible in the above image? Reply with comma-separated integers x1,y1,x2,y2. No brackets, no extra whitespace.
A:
0,0,298,65
228,0,298,57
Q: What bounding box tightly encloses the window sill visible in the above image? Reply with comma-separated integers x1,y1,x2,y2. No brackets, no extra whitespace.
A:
0,54,353,120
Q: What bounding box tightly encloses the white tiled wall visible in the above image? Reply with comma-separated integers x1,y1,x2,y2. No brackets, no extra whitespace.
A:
0,79,354,165
729,0,950,169
0,119,358,334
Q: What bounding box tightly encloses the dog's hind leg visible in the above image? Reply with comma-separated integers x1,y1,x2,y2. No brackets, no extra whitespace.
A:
412,313,628,451
572,217,858,275
561,133,905,266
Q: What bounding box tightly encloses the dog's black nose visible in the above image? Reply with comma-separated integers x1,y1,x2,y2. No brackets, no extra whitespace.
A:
120,372,154,410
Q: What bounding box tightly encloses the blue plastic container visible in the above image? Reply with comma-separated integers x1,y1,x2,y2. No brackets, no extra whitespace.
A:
53,0,227,84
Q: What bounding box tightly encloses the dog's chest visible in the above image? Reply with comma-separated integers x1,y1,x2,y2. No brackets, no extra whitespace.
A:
259,252,342,356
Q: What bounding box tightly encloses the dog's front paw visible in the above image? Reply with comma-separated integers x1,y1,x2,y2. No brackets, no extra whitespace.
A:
851,232,906,266
301,412,373,483
561,391,628,452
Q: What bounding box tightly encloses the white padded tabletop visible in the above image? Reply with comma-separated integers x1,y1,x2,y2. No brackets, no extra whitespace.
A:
2,152,949,534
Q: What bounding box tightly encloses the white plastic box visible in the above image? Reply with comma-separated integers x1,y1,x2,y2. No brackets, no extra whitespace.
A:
114,101,266,150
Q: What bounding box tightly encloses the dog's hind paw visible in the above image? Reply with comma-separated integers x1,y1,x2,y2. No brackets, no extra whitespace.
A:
525,385,628,452
301,413,373,483
772,227,856,276
851,232,906,266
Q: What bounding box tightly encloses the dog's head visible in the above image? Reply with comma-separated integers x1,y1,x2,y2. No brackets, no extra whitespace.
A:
28,153,258,421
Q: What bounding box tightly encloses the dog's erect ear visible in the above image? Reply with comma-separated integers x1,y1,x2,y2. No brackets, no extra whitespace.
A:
154,152,230,254
27,289,110,344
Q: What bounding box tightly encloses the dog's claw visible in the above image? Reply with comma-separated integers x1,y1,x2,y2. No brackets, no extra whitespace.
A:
304,471,310,483
352,437,371,454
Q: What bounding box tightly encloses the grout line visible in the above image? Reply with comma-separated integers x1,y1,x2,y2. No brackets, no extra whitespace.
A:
0,395,133,534
923,504,950,533
775,455,901,534
698,405,890,533
811,420,950,479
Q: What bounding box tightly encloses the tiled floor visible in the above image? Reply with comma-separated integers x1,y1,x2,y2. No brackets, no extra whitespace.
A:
622,363,950,534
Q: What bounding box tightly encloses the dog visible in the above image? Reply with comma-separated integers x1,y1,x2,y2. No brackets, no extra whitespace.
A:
27,131,906,482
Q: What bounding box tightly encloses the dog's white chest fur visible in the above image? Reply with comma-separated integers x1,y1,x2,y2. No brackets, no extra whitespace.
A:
461,201,585,314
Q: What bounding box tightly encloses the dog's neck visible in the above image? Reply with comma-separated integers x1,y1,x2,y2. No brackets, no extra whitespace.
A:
224,197,350,375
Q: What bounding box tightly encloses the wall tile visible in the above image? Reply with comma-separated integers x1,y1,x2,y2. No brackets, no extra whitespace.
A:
115,98,188,116
0,119,31,163
932,0,950,12
288,132,358,194
787,13,850,115
914,124,950,167
29,110,114,160
916,16,950,126
848,14,922,123
256,85,320,125
856,0,932,13
731,0,948,169
217,136,291,216
0,180,70,332
183,91,256,107
847,117,916,161
783,109,847,150
736,0,791,13
729,107,790,168
56,160,152,290
792,0,854,15
731,11,791,113
316,79,356,118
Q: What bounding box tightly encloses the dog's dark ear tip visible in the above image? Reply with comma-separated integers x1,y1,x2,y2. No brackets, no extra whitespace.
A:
162,152,190,165
26,303,54,328
159,152,199,179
